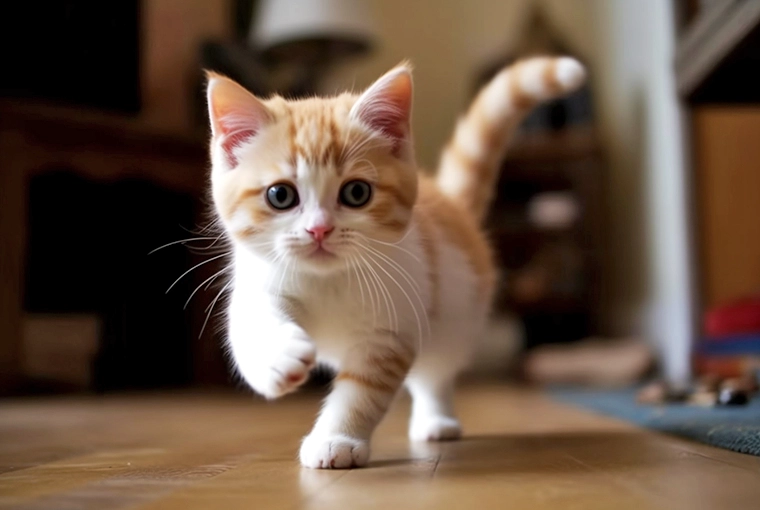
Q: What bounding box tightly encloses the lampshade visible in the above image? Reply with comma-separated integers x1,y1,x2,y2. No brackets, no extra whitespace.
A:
250,0,377,59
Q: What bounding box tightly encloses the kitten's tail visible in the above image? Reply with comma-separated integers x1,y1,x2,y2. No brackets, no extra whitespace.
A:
436,57,586,222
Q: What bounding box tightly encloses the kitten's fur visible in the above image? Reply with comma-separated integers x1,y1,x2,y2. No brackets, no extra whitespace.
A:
206,57,585,468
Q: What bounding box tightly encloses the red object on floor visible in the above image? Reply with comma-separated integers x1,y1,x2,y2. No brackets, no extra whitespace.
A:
693,354,760,379
705,295,760,337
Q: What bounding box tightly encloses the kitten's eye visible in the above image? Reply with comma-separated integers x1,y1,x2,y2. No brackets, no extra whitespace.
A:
339,180,372,208
266,184,299,210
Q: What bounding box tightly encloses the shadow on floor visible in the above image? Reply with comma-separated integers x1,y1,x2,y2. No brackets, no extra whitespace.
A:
394,430,671,476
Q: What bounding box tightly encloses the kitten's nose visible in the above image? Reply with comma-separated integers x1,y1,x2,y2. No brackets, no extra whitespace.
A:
306,225,334,242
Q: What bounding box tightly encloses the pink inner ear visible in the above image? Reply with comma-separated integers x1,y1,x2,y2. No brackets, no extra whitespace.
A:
354,69,412,155
214,107,265,168
217,115,258,168
362,105,407,147
220,130,256,169
208,75,270,168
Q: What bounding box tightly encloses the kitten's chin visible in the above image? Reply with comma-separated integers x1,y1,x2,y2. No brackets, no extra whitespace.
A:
294,248,346,275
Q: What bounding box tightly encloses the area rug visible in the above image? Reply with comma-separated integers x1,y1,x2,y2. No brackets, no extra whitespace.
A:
552,387,760,456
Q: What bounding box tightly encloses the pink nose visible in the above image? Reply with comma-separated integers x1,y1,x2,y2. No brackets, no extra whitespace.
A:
306,225,334,242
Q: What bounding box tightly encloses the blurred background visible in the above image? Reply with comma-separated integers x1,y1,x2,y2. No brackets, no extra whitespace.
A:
1,0,758,397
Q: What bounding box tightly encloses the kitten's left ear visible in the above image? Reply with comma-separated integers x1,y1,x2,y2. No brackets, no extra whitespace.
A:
350,63,414,161
206,71,272,169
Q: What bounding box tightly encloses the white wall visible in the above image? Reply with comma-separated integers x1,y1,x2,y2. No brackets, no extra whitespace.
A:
323,0,695,383
321,0,595,169
590,0,694,384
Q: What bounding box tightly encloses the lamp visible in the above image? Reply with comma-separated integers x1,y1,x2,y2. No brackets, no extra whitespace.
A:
249,0,377,96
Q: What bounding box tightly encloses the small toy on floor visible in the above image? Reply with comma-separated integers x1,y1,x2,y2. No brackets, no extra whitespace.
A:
636,380,689,404
637,371,759,407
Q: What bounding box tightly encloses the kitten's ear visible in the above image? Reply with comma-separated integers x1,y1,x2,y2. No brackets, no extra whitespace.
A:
206,72,271,169
350,63,414,160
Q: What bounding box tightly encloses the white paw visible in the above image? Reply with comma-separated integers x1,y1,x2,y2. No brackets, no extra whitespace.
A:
409,415,462,442
243,325,316,400
299,433,370,469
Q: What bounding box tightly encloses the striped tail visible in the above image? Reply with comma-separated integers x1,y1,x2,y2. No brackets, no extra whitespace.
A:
436,57,587,222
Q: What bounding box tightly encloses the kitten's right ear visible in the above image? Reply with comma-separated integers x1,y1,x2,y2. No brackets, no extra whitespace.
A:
206,72,271,169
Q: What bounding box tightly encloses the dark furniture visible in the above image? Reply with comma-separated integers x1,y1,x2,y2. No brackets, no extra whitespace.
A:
0,101,228,394
487,127,606,349
676,0,760,103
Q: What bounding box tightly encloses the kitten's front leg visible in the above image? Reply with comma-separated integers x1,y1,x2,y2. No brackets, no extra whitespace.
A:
300,337,414,469
227,288,316,400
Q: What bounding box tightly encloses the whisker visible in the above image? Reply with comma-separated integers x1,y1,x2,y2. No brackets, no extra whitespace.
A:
359,251,397,331
361,234,421,262
291,259,302,293
276,257,292,296
265,251,286,291
200,280,232,338
360,242,421,292
343,136,386,163
354,254,378,326
186,246,231,256
357,252,383,327
181,219,222,236
205,264,233,290
349,254,366,312
184,265,232,309
340,127,389,167
149,236,221,255
165,253,228,294
361,248,430,346
390,224,416,246
351,158,380,180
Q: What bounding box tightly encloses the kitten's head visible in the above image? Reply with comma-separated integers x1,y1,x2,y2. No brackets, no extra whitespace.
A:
206,64,417,275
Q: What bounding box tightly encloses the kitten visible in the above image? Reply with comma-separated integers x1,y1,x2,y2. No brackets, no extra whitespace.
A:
205,56,585,468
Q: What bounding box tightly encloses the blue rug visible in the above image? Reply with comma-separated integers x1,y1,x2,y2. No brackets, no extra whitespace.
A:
552,387,760,456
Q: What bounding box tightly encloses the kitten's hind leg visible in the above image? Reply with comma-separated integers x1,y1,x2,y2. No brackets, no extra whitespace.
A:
406,372,462,442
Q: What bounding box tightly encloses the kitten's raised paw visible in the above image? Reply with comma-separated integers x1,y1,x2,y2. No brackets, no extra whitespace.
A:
249,326,316,400
299,433,369,469
409,415,462,442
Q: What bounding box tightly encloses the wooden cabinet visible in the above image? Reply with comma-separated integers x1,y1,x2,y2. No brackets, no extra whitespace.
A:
692,108,760,309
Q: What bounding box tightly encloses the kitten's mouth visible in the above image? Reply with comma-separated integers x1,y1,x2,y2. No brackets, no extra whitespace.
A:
306,245,336,260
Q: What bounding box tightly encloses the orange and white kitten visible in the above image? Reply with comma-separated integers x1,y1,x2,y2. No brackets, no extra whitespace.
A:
206,56,585,468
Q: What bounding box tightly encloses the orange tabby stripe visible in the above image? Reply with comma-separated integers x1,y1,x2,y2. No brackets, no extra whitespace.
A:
508,61,537,111
436,57,585,224
327,117,341,166
415,208,440,317
377,218,406,233
367,197,394,219
334,372,397,393
367,350,413,379
287,117,298,166
374,182,415,209
234,226,260,238
230,186,265,212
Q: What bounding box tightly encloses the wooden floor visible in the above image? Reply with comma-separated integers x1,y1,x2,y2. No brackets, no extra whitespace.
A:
1,385,759,509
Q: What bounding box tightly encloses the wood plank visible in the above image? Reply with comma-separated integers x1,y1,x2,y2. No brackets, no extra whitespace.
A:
0,386,758,509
